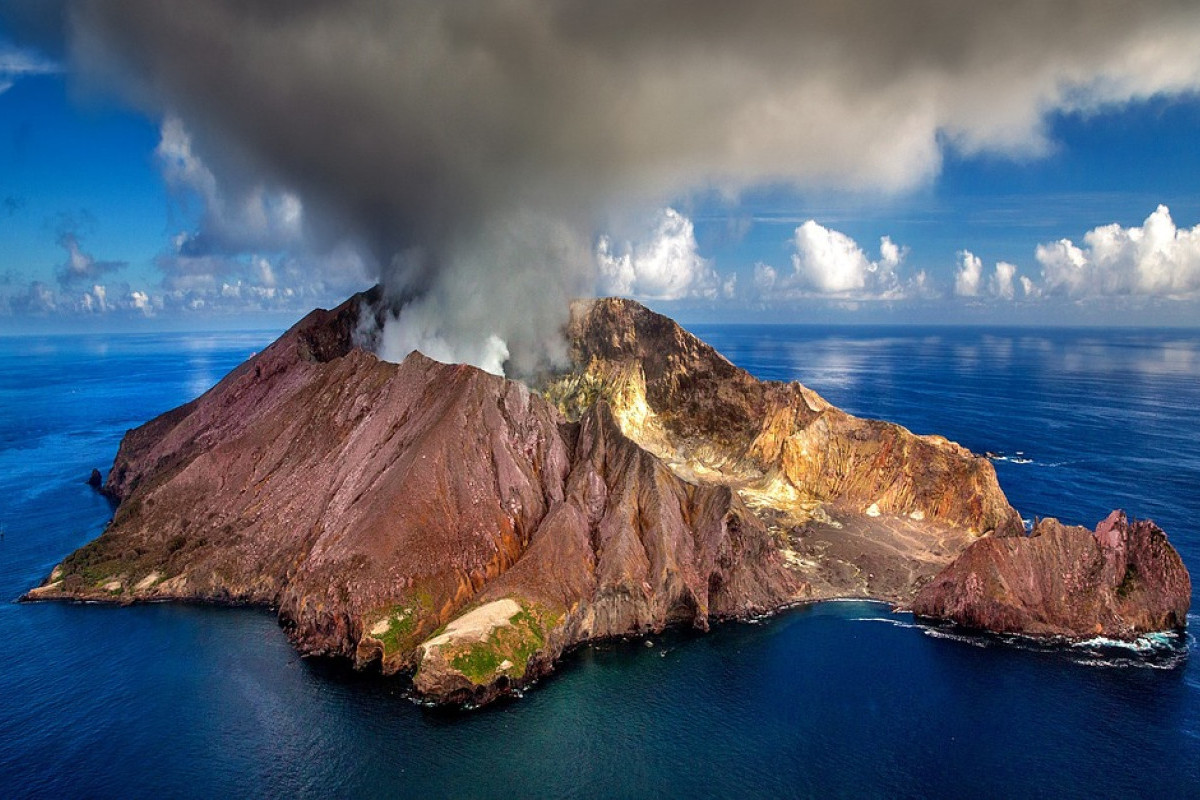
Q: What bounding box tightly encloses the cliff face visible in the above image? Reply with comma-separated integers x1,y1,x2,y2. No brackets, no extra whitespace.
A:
911,511,1191,638
25,290,1190,704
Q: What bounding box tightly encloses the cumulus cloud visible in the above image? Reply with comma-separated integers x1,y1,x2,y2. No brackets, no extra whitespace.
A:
597,209,719,301
764,220,930,303
9,2,1200,356
954,251,984,297
991,262,1018,301
2,277,160,316
955,251,1033,301
791,222,904,295
11,281,58,314
753,263,779,293
750,221,929,304
153,232,370,313
1036,205,1200,298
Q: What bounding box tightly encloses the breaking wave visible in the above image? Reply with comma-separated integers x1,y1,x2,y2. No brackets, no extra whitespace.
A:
985,451,1073,469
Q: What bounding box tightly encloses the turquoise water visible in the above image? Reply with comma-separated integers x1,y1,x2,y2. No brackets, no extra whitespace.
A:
1,327,1198,798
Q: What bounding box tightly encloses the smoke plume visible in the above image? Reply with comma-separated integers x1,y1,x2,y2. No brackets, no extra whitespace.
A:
11,1,1200,371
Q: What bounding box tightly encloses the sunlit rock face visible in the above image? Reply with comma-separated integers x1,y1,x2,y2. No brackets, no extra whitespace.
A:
26,289,1188,705
552,297,1022,537
544,298,1026,601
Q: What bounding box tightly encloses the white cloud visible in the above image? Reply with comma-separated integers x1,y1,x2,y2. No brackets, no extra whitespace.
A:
956,251,1030,301
1036,205,1200,298
83,284,109,313
156,116,305,252
0,43,59,94
130,290,152,314
991,261,1018,300
21,282,57,313
596,208,720,300
753,262,778,292
787,221,908,298
909,270,935,299
152,235,368,312
954,250,984,297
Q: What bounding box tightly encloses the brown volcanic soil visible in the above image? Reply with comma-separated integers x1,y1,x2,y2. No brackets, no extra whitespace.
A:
24,289,1191,704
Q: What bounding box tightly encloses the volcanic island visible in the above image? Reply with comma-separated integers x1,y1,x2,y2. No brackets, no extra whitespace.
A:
25,289,1191,705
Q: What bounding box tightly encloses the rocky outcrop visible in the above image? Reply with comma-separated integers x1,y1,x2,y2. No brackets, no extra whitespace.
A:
25,290,1190,704
911,511,1191,638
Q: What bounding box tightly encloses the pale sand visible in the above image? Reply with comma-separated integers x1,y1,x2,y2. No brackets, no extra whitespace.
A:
134,571,162,591
421,598,522,652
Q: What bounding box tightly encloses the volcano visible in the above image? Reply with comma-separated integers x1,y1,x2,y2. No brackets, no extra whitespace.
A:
26,289,1190,705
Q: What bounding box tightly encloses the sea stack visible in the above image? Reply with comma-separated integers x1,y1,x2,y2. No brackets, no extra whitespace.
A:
24,289,1190,704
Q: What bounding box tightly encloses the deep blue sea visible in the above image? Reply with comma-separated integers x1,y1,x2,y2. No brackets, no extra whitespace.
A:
1,326,1199,798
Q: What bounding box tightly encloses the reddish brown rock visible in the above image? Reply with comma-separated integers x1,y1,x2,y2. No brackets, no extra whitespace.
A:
911,510,1191,639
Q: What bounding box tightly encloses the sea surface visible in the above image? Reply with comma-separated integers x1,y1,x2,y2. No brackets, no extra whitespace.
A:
1,325,1198,798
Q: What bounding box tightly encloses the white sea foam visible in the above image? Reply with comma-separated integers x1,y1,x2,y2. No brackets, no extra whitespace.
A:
920,628,991,648
1072,636,1155,653
851,617,920,630
1074,656,1182,670
1072,631,1180,653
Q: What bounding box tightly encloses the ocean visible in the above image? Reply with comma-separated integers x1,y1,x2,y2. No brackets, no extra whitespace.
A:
1,325,1198,798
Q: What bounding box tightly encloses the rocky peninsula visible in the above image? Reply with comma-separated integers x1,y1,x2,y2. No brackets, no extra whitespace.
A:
25,289,1191,705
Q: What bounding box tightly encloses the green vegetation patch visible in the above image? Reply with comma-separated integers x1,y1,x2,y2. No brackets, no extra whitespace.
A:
60,538,131,590
1116,563,1139,599
447,607,550,685
368,587,437,657
369,605,419,656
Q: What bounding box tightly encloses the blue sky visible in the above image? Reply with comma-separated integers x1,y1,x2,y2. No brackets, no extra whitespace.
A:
4,4,1200,339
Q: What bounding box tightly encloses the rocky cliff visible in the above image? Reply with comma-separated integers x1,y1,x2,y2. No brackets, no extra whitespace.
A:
25,289,1191,704
912,510,1191,638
